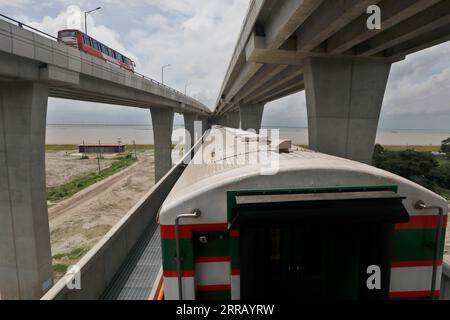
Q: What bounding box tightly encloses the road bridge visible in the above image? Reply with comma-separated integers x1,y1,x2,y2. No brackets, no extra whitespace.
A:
214,0,450,163
0,16,210,299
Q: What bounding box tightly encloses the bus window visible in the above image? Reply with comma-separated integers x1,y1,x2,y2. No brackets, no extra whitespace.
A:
83,34,91,47
100,44,107,54
58,31,76,38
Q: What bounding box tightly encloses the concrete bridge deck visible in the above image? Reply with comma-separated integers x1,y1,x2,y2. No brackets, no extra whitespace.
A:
216,0,450,116
0,17,210,115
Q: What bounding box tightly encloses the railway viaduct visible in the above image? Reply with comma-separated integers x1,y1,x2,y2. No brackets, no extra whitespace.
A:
2,0,450,300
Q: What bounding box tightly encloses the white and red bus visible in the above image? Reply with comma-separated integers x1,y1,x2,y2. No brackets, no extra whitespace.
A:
57,29,136,72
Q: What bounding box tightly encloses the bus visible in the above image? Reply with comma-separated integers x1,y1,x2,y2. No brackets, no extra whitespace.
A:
57,29,135,72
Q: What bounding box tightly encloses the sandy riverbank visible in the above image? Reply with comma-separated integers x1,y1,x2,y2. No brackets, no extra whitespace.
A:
46,150,116,188
45,150,155,277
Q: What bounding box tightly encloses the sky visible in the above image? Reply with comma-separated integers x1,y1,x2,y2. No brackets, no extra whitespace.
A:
2,0,450,130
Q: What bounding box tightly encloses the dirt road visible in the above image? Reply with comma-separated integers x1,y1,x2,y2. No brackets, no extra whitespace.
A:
49,150,155,257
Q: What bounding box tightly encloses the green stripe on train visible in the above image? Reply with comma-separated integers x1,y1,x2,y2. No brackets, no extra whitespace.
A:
393,228,445,262
162,238,194,271
162,233,234,271
193,232,229,257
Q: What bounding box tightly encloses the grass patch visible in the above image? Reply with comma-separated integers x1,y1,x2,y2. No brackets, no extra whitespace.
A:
46,144,78,152
52,263,69,279
52,247,90,280
53,247,89,261
382,145,440,152
125,144,154,150
47,154,137,203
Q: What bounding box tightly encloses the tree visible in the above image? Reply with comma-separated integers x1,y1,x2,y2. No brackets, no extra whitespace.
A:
372,144,385,167
433,163,450,189
373,149,439,187
441,138,450,158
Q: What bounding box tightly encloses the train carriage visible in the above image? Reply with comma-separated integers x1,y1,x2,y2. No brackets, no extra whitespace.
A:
158,126,448,300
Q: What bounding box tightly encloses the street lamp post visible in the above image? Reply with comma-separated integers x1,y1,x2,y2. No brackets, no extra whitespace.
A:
161,64,171,85
84,7,102,35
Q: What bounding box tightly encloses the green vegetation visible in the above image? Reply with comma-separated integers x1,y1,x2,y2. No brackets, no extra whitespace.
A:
373,140,450,200
47,154,137,203
125,144,154,150
45,144,78,152
382,145,440,152
52,247,90,279
441,138,450,158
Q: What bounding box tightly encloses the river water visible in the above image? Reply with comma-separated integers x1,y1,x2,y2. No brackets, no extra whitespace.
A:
46,124,450,146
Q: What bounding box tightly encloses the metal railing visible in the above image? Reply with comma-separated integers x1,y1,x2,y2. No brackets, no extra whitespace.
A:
0,13,210,113
0,13,57,40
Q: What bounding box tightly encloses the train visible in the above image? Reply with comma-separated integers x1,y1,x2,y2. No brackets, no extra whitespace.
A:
57,29,135,72
158,126,448,300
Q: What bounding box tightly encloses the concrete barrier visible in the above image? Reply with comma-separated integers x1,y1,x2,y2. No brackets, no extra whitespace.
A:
441,262,450,300
41,136,205,300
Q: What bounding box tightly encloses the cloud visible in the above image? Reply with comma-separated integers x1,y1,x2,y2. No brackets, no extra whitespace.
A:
19,5,138,62
126,1,249,107
383,41,450,116
8,1,450,130
0,0,33,9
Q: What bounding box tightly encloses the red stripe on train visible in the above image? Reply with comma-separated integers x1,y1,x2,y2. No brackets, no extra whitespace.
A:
195,256,231,263
197,284,231,292
161,223,229,239
389,290,440,298
396,215,448,230
391,260,443,268
163,270,195,277
231,269,241,276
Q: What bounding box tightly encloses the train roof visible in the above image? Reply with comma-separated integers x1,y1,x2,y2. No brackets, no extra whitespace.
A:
159,126,447,225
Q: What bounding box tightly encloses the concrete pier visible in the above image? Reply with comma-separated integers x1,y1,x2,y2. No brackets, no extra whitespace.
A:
0,82,53,300
226,112,240,129
304,57,392,164
240,103,265,132
183,112,197,152
151,108,174,182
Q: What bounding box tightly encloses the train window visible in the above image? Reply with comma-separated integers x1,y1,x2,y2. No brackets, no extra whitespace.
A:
108,48,114,58
116,53,122,62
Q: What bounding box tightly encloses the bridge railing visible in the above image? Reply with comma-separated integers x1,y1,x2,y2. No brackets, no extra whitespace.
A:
0,13,209,113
